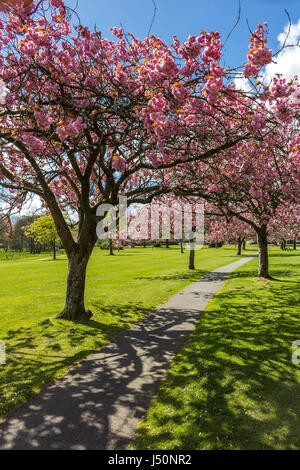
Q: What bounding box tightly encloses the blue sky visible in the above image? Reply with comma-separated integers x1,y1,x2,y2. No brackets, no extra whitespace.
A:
66,0,300,68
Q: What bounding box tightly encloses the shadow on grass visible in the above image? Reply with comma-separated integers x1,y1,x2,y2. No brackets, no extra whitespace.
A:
104,251,149,257
135,269,208,282
268,252,299,257
0,301,153,419
0,300,209,449
135,256,256,282
133,269,300,450
229,268,300,283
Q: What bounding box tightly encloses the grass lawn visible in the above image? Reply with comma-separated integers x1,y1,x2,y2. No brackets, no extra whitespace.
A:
0,244,249,419
130,248,300,450
0,250,59,261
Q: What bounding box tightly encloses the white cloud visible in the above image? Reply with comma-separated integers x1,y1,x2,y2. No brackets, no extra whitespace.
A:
277,18,300,47
19,194,42,216
264,19,300,83
234,76,252,92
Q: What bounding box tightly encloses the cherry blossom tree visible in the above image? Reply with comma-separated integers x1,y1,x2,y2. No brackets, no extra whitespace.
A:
173,125,300,278
0,0,34,13
205,216,255,255
0,1,296,318
167,22,300,277
269,206,300,250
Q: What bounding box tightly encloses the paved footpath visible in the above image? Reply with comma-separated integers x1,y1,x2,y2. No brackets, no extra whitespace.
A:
0,255,256,450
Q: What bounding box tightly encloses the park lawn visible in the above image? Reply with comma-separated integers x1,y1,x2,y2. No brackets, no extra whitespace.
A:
130,248,300,450
0,244,249,419
0,250,59,261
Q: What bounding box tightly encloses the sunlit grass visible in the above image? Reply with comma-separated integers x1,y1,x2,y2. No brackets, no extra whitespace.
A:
130,249,300,450
0,244,248,419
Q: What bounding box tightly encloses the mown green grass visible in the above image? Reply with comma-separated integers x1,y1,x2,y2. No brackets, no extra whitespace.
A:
0,250,56,261
0,244,249,419
130,249,300,450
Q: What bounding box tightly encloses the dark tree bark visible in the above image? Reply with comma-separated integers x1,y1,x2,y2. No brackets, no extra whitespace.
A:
237,237,242,256
180,239,184,253
165,238,169,248
189,243,195,270
281,240,287,251
293,239,297,250
256,225,270,278
109,238,114,256
242,239,246,250
53,206,98,322
56,252,92,321
53,239,56,260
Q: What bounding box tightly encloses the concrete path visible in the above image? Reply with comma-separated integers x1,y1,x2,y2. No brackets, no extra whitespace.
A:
0,255,257,450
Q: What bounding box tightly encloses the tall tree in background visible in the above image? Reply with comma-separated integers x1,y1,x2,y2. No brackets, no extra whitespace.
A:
10,215,36,251
26,215,58,258
173,129,300,278
205,216,255,255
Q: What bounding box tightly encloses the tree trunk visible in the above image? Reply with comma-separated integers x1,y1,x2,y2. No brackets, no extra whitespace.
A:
180,239,184,253
293,239,297,250
53,239,56,260
256,225,270,278
242,239,246,250
189,244,195,270
237,237,242,256
109,239,114,255
56,252,92,321
165,238,169,248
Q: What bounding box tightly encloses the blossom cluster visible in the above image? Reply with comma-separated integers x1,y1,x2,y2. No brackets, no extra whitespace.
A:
244,24,273,77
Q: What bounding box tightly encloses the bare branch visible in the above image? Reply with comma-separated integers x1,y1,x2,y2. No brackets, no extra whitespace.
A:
223,0,241,48
148,0,157,36
273,10,300,58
